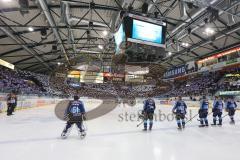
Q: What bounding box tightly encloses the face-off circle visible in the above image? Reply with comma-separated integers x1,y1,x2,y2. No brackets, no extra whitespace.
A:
54,98,120,121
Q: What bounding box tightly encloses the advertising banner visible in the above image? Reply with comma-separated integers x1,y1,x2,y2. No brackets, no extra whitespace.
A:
163,65,186,78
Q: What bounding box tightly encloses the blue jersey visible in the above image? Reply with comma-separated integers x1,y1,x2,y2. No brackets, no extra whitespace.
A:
200,99,209,110
172,100,187,114
226,100,237,109
213,100,223,111
143,98,156,113
66,100,85,117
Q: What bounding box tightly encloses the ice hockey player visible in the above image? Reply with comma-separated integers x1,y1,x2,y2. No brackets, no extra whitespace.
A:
212,96,223,126
172,96,187,130
6,92,17,116
142,97,156,131
61,95,86,139
225,97,237,124
12,91,17,113
198,96,209,127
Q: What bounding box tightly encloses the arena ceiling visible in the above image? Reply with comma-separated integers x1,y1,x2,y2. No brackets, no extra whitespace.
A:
0,0,240,73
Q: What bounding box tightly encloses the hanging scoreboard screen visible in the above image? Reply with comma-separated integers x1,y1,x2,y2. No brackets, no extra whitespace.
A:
123,14,167,48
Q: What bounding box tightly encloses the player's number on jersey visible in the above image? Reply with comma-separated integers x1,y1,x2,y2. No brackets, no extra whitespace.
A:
71,106,80,114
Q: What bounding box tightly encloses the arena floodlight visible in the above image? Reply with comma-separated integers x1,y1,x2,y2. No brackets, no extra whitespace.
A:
98,45,103,50
203,27,215,36
28,27,34,32
102,30,108,36
181,42,189,47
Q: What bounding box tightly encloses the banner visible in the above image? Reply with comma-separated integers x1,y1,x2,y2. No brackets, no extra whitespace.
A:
163,65,186,78
219,91,240,96
226,59,238,65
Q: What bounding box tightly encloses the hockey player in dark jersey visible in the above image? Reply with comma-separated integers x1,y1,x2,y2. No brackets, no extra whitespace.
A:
225,97,237,124
142,97,156,131
6,92,17,116
172,96,187,129
212,96,223,126
198,96,209,127
61,95,86,139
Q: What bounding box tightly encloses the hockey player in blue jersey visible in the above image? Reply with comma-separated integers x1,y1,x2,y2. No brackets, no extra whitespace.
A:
61,95,86,139
142,97,156,131
172,96,187,129
212,96,223,126
226,97,237,124
198,96,209,127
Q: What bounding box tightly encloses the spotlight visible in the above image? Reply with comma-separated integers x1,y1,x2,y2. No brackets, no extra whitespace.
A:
28,27,34,32
102,30,108,36
98,45,103,50
204,27,215,35
181,42,189,47
168,52,172,56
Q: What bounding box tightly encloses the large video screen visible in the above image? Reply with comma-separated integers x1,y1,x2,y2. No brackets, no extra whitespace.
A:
132,19,163,44
114,24,125,53
123,14,166,48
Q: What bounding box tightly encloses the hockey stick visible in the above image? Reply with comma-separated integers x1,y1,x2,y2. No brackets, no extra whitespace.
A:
137,110,145,127
137,120,144,127
221,113,229,119
185,113,199,124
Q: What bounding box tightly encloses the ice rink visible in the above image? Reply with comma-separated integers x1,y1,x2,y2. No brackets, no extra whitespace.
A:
0,99,240,160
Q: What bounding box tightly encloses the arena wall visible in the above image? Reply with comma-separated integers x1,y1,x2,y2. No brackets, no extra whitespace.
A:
0,93,62,113
0,94,103,113
1,94,239,113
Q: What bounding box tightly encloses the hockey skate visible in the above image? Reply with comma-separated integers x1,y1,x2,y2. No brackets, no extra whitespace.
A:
80,131,86,139
177,126,182,130
211,120,217,126
177,123,182,130
149,124,153,131
230,120,235,125
61,132,68,139
217,120,222,126
182,123,185,129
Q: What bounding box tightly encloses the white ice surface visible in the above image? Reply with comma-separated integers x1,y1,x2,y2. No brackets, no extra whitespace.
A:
0,100,240,160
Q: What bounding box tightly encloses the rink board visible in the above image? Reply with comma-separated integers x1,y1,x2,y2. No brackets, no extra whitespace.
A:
1,94,240,114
